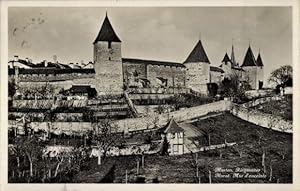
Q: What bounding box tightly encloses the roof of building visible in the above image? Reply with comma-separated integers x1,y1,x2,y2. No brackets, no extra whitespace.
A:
61,85,97,97
69,85,97,94
9,68,95,75
164,119,184,134
8,59,36,68
122,58,185,68
232,67,245,71
241,46,257,67
34,61,72,69
93,14,121,44
221,53,231,63
210,66,224,73
183,40,210,64
256,53,264,67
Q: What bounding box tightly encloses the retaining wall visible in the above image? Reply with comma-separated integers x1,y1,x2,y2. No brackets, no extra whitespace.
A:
17,99,292,135
230,104,292,133
26,100,232,134
241,96,282,108
245,89,274,99
12,99,88,109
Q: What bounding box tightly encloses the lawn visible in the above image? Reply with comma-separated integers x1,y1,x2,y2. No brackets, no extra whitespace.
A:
251,95,292,121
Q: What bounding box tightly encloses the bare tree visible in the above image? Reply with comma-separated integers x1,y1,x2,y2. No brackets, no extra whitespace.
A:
93,116,120,165
14,135,44,177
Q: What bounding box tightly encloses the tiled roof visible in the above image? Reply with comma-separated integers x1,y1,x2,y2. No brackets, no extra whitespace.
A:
256,53,264,67
241,46,257,67
210,66,224,73
93,15,121,44
122,58,185,68
183,40,210,64
164,119,184,133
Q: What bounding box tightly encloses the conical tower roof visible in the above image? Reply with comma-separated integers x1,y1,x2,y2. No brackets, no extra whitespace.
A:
222,52,231,63
241,46,257,67
184,40,210,64
93,14,121,44
256,52,264,67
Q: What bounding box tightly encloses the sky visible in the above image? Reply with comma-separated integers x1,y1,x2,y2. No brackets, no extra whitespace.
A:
8,7,292,84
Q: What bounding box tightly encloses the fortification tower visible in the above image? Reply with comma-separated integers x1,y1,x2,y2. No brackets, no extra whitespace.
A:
93,13,123,94
220,52,232,78
256,50,264,89
241,45,259,90
183,40,210,94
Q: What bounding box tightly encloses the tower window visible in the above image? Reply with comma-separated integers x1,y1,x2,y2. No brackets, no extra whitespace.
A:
108,57,111,61
108,41,112,49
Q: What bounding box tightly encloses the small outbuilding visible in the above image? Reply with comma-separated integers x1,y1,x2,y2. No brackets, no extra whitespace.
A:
164,119,185,155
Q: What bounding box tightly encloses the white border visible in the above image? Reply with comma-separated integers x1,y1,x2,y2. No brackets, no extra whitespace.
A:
1,1,299,191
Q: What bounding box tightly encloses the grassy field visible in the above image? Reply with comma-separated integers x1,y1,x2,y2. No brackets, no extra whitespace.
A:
252,95,292,120
75,113,292,183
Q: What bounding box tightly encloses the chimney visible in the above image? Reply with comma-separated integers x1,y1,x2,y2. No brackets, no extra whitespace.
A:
14,55,19,62
44,60,48,67
25,57,29,63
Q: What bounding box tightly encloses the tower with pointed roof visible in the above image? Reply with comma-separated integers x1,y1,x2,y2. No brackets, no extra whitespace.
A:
256,50,264,88
183,40,210,94
220,52,233,79
93,13,123,94
241,45,263,89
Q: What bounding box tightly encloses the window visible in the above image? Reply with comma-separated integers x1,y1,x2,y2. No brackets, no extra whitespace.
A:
173,144,179,152
108,41,112,49
108,57,111,61
178,132,183,138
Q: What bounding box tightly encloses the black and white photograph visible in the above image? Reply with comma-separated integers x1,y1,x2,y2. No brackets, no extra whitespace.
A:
0,1,298,189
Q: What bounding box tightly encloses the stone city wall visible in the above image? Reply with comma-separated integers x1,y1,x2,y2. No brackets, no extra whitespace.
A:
123,62,147,87
147,64,186,88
